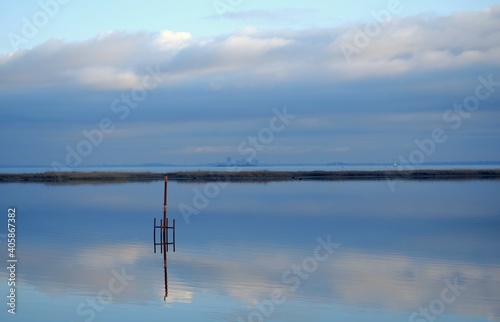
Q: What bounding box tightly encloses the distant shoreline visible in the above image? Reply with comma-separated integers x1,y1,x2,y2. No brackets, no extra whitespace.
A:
1,169,500,184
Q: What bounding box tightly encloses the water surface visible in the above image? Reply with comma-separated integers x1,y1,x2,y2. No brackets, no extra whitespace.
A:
0,180,499,321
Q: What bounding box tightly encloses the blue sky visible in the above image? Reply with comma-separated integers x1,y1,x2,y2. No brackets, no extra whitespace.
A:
1,1,500,166
1,0,499,53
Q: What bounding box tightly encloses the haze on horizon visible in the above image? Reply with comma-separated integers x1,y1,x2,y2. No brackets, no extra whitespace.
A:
1,0,500,168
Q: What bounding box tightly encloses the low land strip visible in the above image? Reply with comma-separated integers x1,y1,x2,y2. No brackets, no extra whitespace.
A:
0,169,499,184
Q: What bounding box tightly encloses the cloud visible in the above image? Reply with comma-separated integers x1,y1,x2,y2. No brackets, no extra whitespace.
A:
173,246,294,304
1,7,499,91
332,6,500,77
75,244,147,268
2,230,499,319
75,66,141,90
1,7,500,165
162,285,194,304
2,240,192,304
155,30,192,51
145,245,500,320
327,251,500,319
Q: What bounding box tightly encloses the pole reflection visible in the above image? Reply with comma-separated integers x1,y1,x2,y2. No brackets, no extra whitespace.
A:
153,176,176,301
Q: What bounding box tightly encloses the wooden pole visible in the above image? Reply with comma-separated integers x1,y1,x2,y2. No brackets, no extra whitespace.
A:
164,252,168,300
163,176,167,253
164,175,168,208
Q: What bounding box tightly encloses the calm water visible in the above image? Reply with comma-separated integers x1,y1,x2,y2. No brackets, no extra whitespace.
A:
0,180,499,322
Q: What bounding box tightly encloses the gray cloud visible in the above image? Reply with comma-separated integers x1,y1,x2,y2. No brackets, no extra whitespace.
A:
4,241,499,320
1,7,499,91
1,7,500,165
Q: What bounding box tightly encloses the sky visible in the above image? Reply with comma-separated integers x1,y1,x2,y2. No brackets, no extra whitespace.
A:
1,0,500,167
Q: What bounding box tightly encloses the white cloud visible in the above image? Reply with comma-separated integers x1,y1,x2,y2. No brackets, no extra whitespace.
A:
3,238,499,320
328,251,500,318
75,244,148,268
1,7,499,91
330,6,500,77
74,66,141,90
159,245,500,320
156,281,194,304
155,30,192,51
219,35,291,61
1,7,500,165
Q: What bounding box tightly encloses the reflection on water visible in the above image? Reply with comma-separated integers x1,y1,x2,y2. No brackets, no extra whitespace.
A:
152,176,176,301
0,180,499,322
